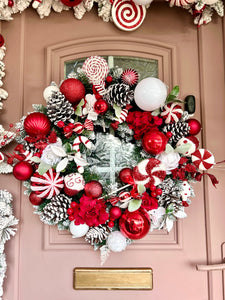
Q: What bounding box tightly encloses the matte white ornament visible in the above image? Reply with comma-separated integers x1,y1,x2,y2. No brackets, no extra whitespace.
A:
132,0,153,5
69,222,89,238
43,84,59,102
107,231,127,252
134,77,167,111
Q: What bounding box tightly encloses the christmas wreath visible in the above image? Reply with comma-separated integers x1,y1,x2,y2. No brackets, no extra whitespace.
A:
4,56,218,262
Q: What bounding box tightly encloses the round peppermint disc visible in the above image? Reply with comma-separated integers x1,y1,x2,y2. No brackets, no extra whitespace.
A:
82,56,109,85
111,0,146,32
191,149,215,171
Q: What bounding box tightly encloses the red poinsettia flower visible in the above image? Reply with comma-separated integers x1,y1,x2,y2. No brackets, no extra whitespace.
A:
72,195,109,227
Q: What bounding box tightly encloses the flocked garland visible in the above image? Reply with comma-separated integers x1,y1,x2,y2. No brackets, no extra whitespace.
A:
0,36,18,300
0,0,223,31
3,55,219,265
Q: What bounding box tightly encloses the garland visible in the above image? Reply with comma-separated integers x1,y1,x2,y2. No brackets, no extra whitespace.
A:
3,55,218,264
0,0,223,30
0,36,18,300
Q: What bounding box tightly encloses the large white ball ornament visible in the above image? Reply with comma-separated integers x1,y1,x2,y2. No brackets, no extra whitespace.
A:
69,222,89,238
43,84,60,102
132,0,153,5
134,77,167,111
107,231,127,252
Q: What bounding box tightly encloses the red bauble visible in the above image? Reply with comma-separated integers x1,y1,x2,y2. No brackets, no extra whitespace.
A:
13,161,33,181
119,208,150,240
119,168,133,184
24,112,51,137
29,192,44,206
8,0,14,7
142,130,167,155
0,34,4,47
84,180,103,198
60,78,85,105
94,99,108,114
187,119,201,135
109,207,122,220
60,0,82,6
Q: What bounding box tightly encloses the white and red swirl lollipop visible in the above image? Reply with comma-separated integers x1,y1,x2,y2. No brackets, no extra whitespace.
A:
111,0,146,31
82,56,109,85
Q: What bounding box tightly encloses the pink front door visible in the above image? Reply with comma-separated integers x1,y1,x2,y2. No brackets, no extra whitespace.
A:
1,4,225,300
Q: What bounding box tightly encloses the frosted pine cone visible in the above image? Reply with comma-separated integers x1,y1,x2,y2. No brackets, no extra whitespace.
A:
85,224,111,245
158,178,182,208
104,83,134,107
47,91,74,125
40,194,72,225
163,119,189,144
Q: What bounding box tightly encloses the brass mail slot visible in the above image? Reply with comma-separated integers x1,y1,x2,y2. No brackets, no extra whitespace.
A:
74,268,153,290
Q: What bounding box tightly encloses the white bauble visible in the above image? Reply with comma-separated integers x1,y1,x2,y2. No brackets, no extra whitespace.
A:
134,77,167,111
132,0,153,5
43,84,59,102
107,231,127,252
203,0,218,4
69,222,89,238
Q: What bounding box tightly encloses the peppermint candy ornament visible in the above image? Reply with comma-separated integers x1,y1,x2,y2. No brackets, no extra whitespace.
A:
161,103,183,124
191,149,215,171
121,69,139,86
111,0,146,32
82,56,109,85
167,0,195,7
133,158,166,187
31,169,64,199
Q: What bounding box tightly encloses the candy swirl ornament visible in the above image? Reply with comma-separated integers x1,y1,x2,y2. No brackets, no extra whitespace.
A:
111,0,146,32
82,56,109,85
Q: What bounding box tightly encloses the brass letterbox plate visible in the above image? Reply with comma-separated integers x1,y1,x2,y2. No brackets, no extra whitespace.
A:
74,268,153,290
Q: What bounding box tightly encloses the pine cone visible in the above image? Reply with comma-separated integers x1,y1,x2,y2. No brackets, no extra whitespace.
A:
163,119,189,144
85,224,111,245
158,178,181,207
47,91,74,125
40,194,72,225
104,83,134,107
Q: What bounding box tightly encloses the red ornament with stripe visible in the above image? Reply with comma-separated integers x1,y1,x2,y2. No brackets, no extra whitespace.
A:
133,158,166,187
191,149,215,171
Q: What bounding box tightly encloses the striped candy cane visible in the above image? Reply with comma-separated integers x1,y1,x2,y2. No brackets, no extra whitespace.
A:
72,136,93,173
111,104,132,130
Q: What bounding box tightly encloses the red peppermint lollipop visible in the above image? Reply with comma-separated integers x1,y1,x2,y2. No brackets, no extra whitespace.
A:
121,69,139,86
133,158,166,187
191,149,215,171
82,56,109,85
31,169,64,199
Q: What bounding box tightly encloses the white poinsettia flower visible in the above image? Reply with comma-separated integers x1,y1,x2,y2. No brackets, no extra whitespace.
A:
41,138,66,166
83,94,98,120
148,207,166,230
157,151,180,174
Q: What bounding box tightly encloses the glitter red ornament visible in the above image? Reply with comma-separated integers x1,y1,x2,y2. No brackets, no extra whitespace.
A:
60,0,82,6
24,112,51,137
29,192,44,206
187,118,201,135
60,78,85,106
0,34,4,47
109,207,122,220
84,180,103,198
142,130,167,155
13,161,33,181
94,99,108,115
119,168,133,184
119,208,150,240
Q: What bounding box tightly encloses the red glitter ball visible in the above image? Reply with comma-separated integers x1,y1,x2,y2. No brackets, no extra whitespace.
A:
60,0,83,6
